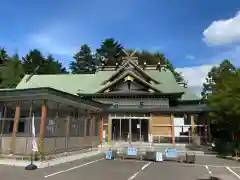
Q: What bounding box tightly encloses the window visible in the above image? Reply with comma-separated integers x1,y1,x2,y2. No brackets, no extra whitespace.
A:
18,122,25,133
184,115,191,125
8,121,25,133
9,121,14,132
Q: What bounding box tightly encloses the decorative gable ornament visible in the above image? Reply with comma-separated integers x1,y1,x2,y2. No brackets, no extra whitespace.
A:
124,75,135,82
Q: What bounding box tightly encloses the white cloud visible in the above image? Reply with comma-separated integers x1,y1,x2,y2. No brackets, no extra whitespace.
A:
203,11,240,46
175,64,215,96
206,45,240,66
185,55,195,60
179,44,240,95
176,64,214,87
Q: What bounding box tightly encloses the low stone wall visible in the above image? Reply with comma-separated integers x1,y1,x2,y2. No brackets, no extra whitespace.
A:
0,136,39,155
84,136,99,147
0,136,100,155
0,136,11,154
44,137,84,154
43,136,100,154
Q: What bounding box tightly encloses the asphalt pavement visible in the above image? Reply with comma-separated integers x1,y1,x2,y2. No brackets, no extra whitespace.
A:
0,154,240,180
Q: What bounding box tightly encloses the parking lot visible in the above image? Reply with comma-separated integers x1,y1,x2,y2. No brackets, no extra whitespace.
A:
0,155,240,180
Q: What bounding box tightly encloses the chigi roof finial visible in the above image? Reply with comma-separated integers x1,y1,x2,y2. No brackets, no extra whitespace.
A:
122,49,138,64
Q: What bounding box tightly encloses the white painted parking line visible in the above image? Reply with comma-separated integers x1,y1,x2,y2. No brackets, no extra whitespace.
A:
128,172,139,180
226,167,240,179
205,165,212,176
44,158,104,178
180,163,240,169
127,162,152,180
141,162,152,170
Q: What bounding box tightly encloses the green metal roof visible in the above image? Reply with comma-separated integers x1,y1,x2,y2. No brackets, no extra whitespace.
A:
180,87,201,101
0,87,106,111
16,67,200,101
16,71,115,95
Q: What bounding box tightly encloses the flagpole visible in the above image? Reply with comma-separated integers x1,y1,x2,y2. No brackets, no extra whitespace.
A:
25,113,38,170
30,122,33,165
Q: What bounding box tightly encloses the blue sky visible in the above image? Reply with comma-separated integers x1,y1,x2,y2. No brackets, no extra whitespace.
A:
1,0,240,90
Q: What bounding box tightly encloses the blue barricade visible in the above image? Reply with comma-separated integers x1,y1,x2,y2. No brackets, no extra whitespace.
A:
127,147,137,156
106,150,113,160
165,148,178,158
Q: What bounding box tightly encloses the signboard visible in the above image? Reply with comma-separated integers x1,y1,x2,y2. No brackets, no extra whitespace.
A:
165,148,178,158
156,152,163,162
127,147,137,156
106,150,113,160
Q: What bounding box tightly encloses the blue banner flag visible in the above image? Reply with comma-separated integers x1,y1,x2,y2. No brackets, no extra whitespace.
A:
165,148,178,158
127,147,137,156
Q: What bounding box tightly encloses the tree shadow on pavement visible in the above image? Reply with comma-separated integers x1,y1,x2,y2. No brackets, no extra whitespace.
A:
198,177,221,180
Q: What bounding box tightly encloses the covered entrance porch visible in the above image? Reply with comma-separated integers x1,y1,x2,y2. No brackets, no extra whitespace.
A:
109,113,150,142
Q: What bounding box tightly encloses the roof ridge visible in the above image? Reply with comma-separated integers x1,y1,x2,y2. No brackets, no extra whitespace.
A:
96,70,161,93
100,59,160,85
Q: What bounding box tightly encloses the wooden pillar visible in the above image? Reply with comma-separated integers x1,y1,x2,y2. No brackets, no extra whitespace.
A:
191,115,195,135
39,100,47,155
99,116,103,144
171,114,175,145
11,101,20,153
65,109,71,150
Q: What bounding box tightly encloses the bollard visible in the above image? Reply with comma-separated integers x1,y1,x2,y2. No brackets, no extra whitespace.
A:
145,150,156,161
186,152,195,163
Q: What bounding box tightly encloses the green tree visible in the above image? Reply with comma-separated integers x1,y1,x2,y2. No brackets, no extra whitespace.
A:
136,50,165,65
96,38,124,66
202,59,236,101
43,55,68,74
208,68,240,151
0,53,24,88
22,49,45,74
69,44,96,74
0,47,9,85
0,47,8,64
22,49,67,74
202,60,239,154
